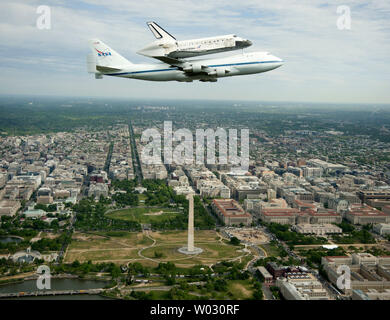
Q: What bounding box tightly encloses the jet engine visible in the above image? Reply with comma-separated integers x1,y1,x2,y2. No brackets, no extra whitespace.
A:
183,64,203,73
207,68,230,77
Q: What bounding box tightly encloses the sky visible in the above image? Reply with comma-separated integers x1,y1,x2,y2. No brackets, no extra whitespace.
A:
0,0,389,104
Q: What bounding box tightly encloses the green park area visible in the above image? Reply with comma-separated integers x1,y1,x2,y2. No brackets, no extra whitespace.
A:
107,179,215,230
136,278,255,300
105,207,183,224
64,230,251,268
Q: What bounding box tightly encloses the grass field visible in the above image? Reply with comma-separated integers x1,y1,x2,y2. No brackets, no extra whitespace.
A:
138,194,148,201
260,243,282,257
64,230,252,268
226,280,254,299
64,232,153,263
105,207,183,223
189,279,254,300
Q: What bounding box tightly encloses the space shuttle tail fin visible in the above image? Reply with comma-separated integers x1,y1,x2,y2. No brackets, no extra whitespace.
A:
88,39,132,69
147,22,176,41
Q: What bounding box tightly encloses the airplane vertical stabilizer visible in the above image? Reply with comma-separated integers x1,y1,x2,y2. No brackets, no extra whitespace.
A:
146,22,176,41
88,39,132,68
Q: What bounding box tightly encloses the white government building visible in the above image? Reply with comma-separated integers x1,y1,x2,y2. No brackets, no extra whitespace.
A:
291,223,342,235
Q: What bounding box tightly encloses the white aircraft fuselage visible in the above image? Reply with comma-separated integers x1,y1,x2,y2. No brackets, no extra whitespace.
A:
87,39,283,82
137,22,252,59
138,34,252,59
103,52,283,82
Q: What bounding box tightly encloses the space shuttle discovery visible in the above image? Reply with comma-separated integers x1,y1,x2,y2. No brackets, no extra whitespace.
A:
137,21,252,62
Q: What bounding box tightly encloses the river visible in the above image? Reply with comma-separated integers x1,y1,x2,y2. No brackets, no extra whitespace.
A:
0,236,22,244
0,278,113,300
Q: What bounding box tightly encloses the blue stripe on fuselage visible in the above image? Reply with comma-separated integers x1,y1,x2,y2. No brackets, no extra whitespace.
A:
207,60,282,68
106,68,177,76
105,60,283,76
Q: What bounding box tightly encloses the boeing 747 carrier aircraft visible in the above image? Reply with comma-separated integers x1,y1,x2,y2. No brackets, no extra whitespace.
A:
87,39,283,83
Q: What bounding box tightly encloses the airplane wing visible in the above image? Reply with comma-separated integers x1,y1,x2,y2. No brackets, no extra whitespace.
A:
148,56,207,74
149,55,221,76
147,22,176,41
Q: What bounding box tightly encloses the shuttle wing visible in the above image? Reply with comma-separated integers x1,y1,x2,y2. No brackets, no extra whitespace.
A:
152,56,182,65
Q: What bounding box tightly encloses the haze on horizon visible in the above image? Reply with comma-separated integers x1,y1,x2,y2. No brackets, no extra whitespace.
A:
0,0,389,104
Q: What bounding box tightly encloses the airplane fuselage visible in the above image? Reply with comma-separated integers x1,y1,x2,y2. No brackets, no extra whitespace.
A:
104,52,283,82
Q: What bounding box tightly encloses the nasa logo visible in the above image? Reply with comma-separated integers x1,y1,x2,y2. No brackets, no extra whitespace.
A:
95,49,112,57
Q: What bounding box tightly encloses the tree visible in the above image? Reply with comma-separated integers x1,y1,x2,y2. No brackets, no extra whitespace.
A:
230,236,240,246
253,288,264,300
213,279,228,291
128,262,149,276
64,202,73,208
110,265,121,279
154,251,164,258
34,203,47,211
72,260,81,268
165,274,176,285
47,204,57,212
50,219,59,230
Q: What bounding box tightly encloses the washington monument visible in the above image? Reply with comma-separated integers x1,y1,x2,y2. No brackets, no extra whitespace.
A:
178,193,203,255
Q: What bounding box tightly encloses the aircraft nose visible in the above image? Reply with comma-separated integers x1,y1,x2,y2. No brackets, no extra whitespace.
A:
271,55,284,68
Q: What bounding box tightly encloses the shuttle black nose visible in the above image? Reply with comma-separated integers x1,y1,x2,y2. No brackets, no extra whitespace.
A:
236,40,252,48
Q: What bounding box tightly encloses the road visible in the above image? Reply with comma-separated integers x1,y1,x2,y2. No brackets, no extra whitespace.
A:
262,284,274,300
103,141,114,173
56,211,76,263
128,121,143,185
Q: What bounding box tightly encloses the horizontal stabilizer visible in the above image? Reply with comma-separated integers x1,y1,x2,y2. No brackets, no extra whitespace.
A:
96,65,122,73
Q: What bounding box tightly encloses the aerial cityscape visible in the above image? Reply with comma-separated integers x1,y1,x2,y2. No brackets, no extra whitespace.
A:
0,97,390,302
1,0,390,315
